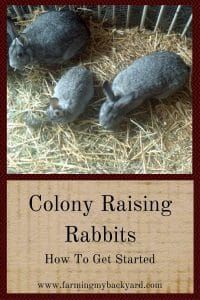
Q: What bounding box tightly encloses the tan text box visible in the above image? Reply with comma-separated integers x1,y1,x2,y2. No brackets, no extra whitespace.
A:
7,180,193,293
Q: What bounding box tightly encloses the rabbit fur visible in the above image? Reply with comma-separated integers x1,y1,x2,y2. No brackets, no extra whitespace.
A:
47,66,94,123
99,51,190,129
9,9,90,70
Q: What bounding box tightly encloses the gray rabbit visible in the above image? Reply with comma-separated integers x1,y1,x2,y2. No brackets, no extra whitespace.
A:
7,17,17,70
9,9,90,70
47,66,94,123
99,51,190,130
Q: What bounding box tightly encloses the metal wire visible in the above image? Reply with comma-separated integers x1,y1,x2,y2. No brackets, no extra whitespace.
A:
181,13,192,37
12,6,23,19
154,5,165,32
140,5,148,29
28,5,33,14
126,5,132,28
167,5,182,35
112,5,116,24
98,5,101,20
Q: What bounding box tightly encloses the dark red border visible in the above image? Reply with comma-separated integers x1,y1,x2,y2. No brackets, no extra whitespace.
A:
1,1,199,299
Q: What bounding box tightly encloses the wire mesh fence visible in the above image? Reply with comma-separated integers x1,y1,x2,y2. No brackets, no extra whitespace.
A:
7,5,192,37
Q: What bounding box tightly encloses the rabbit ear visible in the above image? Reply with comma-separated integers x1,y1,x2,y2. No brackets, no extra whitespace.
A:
114,92,143,111
17,34,28,47
15,37,23,47
103,81,116,102
50,97,59,109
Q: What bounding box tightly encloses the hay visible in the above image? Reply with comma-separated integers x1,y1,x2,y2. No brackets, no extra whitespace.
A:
7,17,192,174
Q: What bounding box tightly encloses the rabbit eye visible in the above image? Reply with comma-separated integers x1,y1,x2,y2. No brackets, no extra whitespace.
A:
55,111,61,116
17,53,23,58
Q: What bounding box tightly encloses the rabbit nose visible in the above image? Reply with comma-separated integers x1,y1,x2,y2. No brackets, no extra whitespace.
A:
9,62,23,70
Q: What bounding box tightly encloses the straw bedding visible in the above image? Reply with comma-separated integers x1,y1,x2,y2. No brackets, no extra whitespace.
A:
7,15,192,174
